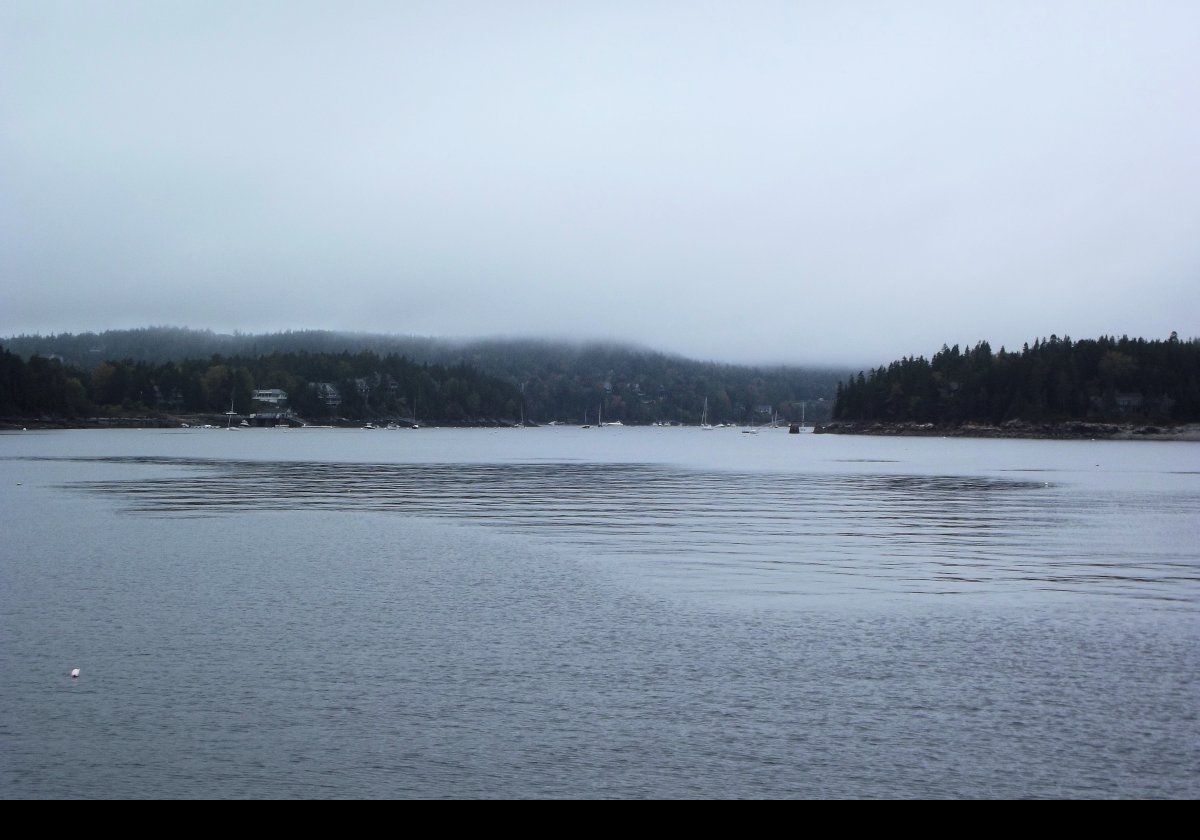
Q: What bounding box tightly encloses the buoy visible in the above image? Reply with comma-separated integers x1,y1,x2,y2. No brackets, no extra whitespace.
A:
70,668,80,678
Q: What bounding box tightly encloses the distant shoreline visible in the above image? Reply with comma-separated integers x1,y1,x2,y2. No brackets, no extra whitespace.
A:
6,417,1198,441
0,415,521,431
815,420,1200,442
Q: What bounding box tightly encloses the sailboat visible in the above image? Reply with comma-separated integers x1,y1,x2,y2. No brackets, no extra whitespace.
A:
225,392,239,430
700,397,714,430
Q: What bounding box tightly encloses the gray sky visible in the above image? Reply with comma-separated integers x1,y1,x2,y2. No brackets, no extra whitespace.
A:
2,1,1197,366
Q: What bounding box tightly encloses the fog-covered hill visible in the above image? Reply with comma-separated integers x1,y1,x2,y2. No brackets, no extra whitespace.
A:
3,327,848,424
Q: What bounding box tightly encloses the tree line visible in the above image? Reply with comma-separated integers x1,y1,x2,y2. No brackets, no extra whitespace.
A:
448,339,842,425
832,334,1200,425
0,341,844,424
3,328,848,424
0,347,523,422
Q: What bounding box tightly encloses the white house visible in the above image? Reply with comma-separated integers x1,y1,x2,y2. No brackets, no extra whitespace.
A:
252,388,288,405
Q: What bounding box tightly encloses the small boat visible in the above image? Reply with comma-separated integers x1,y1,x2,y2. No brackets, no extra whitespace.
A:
789,402,810,434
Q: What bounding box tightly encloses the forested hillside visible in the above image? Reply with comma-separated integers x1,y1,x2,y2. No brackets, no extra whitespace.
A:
832,334,1200,425
3,328,846,424
0,347,520,423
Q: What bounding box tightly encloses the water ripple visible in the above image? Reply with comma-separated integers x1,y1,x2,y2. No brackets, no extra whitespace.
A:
46,455,1200,606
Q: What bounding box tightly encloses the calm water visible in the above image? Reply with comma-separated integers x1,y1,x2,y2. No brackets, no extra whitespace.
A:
1,428,1197,798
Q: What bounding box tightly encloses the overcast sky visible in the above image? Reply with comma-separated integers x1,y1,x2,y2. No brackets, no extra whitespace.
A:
2,2,1197,366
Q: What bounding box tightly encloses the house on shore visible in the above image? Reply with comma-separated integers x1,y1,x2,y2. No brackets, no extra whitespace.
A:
252,388,288,406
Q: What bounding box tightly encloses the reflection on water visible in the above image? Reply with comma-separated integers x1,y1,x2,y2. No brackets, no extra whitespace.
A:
54,456,1200,605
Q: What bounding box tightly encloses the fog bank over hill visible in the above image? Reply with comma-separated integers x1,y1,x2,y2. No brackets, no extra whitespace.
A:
2,327,845,376
3,327,848,424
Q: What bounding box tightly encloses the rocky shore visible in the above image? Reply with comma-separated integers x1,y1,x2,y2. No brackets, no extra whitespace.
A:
814,420,1200,441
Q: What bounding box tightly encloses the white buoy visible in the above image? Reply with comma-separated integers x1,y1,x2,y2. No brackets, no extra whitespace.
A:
70,668,80,678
